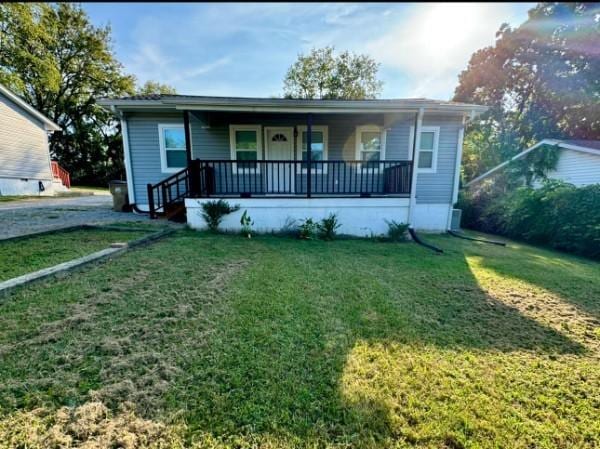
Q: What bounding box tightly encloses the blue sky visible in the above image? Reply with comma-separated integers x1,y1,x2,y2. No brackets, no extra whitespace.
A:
84,2,534,100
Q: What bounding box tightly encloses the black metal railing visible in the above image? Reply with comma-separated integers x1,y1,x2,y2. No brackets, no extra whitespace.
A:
196,160,412,197
148,159,412,218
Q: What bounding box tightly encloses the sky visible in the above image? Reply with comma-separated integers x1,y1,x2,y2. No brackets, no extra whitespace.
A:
84,2,534,100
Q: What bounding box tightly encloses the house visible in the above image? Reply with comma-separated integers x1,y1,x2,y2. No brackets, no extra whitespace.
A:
99,95,487,235
0,83,69,196
465,139,600,189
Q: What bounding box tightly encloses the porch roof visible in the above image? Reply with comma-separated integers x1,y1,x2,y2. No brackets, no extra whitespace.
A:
99,94,488,116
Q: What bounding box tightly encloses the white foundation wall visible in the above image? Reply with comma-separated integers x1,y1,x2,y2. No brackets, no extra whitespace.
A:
0,177,54,196
186,197,412,237
412,203,452,231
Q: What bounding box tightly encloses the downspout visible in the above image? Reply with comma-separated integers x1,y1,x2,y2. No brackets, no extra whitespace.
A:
447,113,466,230
408,108,424,226
114,106,137,207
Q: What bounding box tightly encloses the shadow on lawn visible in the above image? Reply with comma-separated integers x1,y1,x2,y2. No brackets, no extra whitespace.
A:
461,238,600,321
169,237,585,444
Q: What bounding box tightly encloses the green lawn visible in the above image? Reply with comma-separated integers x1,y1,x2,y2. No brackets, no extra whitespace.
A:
0,231,598,448
0,228,150,282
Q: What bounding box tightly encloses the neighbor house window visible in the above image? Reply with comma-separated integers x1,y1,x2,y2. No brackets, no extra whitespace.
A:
296,125,328,172
415,126,439,172
158,124,187,173
229,125,262,173
355,125,386,170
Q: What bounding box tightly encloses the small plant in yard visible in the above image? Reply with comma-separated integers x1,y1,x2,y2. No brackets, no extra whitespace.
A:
318,213,341,240
298,218,317,240
201,200,240,232
385,219,409,242
240,210,254,238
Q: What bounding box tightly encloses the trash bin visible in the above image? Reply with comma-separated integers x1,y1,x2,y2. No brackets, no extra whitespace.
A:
109,180,129,212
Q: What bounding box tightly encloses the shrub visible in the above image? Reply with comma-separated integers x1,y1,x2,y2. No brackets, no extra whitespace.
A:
385,220,409,242
201,200,240,232
459,181,600,259
298,218,317,240
240,210,254,238
318,213,341,240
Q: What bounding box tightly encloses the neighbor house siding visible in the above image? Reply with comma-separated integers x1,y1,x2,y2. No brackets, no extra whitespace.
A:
0,92,52,180
532,148,600,188
415,114,463,204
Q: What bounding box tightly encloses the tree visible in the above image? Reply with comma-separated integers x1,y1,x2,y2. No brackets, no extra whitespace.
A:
455,2,600,184
136,80,177,96
0,3,135,186
283,46,383,99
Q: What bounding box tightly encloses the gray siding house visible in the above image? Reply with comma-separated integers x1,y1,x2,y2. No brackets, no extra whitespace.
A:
0,83,64,196
100,95,486,235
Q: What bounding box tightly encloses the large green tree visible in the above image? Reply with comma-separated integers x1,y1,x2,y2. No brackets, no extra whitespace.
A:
455,2,600,183
283,46,383,99
0,3,135,186
136,80,177,96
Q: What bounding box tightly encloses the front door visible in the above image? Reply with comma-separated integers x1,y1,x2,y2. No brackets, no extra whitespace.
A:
265,127,294,193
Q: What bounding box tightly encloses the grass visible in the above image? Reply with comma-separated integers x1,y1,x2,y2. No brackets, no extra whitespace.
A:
0,195,51,203
0,231,598,448
0,227,150,282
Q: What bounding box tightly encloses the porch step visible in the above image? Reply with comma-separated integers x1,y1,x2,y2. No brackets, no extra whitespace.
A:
164,202,186,222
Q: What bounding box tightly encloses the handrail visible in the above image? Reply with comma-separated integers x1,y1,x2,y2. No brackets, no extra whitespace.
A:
51,161,71,189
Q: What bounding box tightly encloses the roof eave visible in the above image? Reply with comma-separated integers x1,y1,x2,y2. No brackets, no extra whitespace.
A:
0,84,61,132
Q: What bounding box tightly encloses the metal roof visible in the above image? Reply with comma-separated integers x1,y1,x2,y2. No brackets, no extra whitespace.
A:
99,94,488,115
0,83,61,131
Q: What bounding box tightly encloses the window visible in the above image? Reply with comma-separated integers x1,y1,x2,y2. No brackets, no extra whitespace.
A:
296,125,328,172
355,125,386,170
413,126,439,172
229,125,262,173
158,124,186,173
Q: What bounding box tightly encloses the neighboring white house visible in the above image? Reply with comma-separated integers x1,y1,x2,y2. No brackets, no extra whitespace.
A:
0,83,69,196
466,139,600,189
100,94,487,235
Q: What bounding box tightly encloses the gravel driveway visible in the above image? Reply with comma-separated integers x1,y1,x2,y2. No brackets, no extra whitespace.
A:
0,195,158,239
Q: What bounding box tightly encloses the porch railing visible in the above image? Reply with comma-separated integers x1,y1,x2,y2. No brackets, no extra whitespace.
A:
197,160,412,197
147,159,412,218
51,160,70,189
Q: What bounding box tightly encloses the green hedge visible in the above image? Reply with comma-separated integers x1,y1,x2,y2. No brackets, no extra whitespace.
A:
458,180,600,259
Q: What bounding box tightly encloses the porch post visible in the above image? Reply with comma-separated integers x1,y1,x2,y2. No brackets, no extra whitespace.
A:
306,113,312,198
408,108,424,226
184,110,199,197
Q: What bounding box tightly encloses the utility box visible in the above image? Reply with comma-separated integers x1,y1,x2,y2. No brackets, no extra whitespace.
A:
450,209,462,230
109,180,129,212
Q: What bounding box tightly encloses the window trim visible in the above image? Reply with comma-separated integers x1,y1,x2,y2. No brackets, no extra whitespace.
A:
411,125,440,173
295,125,328,174
355,125,386,172
229,124,263,174
158,123,187,173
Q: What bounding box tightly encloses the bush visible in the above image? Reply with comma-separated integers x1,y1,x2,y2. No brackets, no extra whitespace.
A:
385,220,409,242
298,218,317,240
318,213,341,240
201,200,240,232
459,181,600,259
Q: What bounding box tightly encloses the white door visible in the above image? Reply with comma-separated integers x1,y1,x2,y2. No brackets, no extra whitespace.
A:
265,127,294,193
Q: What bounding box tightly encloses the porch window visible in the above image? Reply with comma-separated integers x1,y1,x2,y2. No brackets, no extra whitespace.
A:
416,126,440,172
356,125,386,170
229,125,262,173
296,125,328,173
158,124,186,173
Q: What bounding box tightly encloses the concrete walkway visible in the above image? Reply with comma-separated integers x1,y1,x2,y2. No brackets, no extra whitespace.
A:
0,194,158,240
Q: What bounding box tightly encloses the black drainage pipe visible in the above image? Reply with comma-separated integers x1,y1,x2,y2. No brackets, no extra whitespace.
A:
447,230,506,246
408,227,443,254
